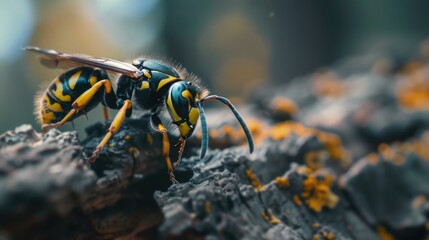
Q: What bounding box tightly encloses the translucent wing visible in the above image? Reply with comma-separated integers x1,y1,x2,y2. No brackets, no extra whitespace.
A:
24,46,143,78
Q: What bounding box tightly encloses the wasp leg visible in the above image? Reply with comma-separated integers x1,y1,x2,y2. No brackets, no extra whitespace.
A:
102,106,110,120
89,100,132,164
42,79,114,133
151,114,178,184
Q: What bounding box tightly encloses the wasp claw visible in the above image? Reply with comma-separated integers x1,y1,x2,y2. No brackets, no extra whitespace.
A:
88,147,101,164
169,172,179,184
41,122,62,134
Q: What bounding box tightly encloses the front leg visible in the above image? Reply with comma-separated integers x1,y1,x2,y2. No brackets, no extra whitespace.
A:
151,114,178,184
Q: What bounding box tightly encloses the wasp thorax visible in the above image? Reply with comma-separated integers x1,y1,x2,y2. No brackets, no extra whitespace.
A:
166,81,200,138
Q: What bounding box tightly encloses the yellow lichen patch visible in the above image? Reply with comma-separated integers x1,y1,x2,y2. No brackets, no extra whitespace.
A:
395,62,429,110
201,119,267,147
312,71,345,98
367,153,380,165
204,201,212,214
245,119,267,145
293,195,303,206
321,231,335,240
300,169,339,212
124,135,132,141
296,166,313,175
274,176,289,188
268,121,350,167
269,97,299,117
245,168,266,191
260,209,281,225
305,151,325,170
312,235,320,240
312,223,320,229
411,195,426,209
377,226,395,240
378,143,405,165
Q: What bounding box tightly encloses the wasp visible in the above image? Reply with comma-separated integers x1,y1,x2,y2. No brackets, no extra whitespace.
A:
25,47,254,182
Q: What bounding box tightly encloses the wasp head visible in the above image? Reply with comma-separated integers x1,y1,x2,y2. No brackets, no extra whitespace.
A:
166,81,203,138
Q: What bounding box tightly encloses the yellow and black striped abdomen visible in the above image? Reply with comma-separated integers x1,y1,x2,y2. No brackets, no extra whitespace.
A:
36,66,109,124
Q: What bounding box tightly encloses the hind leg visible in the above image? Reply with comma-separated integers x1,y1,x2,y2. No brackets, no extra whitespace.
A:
42,79,116,132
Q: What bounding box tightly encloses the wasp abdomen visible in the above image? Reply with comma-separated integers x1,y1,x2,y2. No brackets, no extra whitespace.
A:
36,67,109,124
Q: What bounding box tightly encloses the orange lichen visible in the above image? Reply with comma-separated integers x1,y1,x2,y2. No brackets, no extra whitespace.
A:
245,119,267,145
197,118,350,170
377,226,395,240
312,235,320,240
367,153,380,165
369,137,429,166
299,168,339,212
260,209,281,225
312,223,321,229
321,231,335,240
245,168,266,191
411,195,426,209
274,177,290,188
204,201,212,214
200,119,267,147
293,195,303,206
268,121,350,167
395,62,429,110
269,97,299,117
312,71,345,98
124,135,132,141
305,151,325,170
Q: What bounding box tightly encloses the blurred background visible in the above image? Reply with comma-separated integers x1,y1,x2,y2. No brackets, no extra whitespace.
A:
1,0,429,135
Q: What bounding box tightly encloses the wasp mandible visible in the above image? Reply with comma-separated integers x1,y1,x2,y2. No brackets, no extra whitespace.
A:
26,47,254,182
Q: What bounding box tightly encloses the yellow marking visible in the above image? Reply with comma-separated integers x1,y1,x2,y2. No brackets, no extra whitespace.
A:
52,79,71,102
128,147,140,158
89,76,98,86
43,95,63,112
189,107,199,125
181,89,193,109
143,69,152,78
146,133,153,145
42,111,56,124
167,92,182,122
140,81,150,90
181,89,193,100
72,80,110,110
68,70,82,90
178,122,190,137
156,73,180,91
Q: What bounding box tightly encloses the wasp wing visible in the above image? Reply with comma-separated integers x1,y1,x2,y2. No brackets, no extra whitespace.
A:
24,46,143,78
